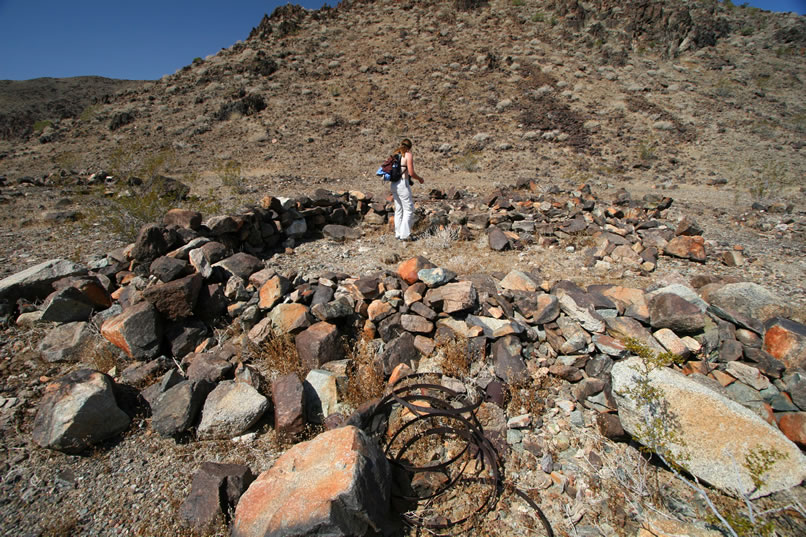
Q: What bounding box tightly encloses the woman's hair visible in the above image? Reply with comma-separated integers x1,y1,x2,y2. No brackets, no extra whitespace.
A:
396,138,413,154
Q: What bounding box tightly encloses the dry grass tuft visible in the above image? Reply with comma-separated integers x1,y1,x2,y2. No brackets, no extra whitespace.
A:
419,225,459,250
84,340,124,375
40,514,80,537
506,377,546,418
344,336,385,408
248,331,307,382
438,336,470,379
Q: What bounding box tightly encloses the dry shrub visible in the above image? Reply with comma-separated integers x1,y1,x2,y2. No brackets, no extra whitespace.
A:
84,340,124,374
344,336,385,408
40,514,79,537
439,336,470,378
251,331,307,381
506,377,545,418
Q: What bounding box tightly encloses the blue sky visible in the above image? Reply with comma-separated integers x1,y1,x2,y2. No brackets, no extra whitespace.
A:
0,0,803,81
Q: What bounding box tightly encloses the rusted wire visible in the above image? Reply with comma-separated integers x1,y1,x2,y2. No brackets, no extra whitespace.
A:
365,372,554,537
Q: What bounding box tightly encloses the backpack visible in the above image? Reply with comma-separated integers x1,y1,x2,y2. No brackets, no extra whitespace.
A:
376,153,402,182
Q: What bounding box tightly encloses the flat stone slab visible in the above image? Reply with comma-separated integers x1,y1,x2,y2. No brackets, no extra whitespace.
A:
612,356,806,499
0,259,87,302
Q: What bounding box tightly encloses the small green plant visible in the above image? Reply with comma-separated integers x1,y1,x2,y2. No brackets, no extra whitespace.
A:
744,447,787,492
53,151,79,171
215,159,244,194
511,0,525,6
621,338,688,465
107,142,175,181
531,11,545,22
637,139,656,162
80,104,99,122
95,186,184,242
33,119,53,133
714,77,735,98
454,0,487,11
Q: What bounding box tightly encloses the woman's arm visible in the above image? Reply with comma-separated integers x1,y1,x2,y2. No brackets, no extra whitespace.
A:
406,152,424,184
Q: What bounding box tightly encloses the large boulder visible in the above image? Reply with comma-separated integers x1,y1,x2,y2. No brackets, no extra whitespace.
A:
142,273,203,320
32,369,130,453
708,282,790,322
612,357,806,499
197,381,269,439
232,426,393,537
37,321,95,363
100,301,164,359
0,258,87,302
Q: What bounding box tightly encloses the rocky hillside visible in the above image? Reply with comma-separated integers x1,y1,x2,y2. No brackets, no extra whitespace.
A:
0,1,805,537
0,77,141,140
0,0,804,199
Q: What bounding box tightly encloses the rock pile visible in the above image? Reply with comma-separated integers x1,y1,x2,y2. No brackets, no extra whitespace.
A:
2,183,805,534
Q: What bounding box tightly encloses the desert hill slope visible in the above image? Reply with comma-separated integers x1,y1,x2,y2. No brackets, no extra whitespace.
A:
0,77,142,140
0,0,804,202
0,2,806,537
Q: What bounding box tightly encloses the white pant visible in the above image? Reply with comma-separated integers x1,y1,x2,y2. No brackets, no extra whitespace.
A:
391,178,414,239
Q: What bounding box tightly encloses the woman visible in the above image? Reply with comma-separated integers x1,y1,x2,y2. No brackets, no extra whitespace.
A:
392,138,424,241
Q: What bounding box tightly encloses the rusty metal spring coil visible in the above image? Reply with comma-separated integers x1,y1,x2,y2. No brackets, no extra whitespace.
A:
365,373,555,537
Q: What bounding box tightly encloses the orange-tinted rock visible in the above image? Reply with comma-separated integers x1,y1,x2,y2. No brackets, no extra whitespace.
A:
367,300,394,322
53,276,112,310
764,318,806,370
711,370,735,387
388,362,414,387
397,256,435,285
681,360,708,376
664,235,706,262
599,286,649,323
100,301,163,359
777,413,806,449
362,319,376,341
232,426,392,537
268,303,312,334
258,275,291,310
